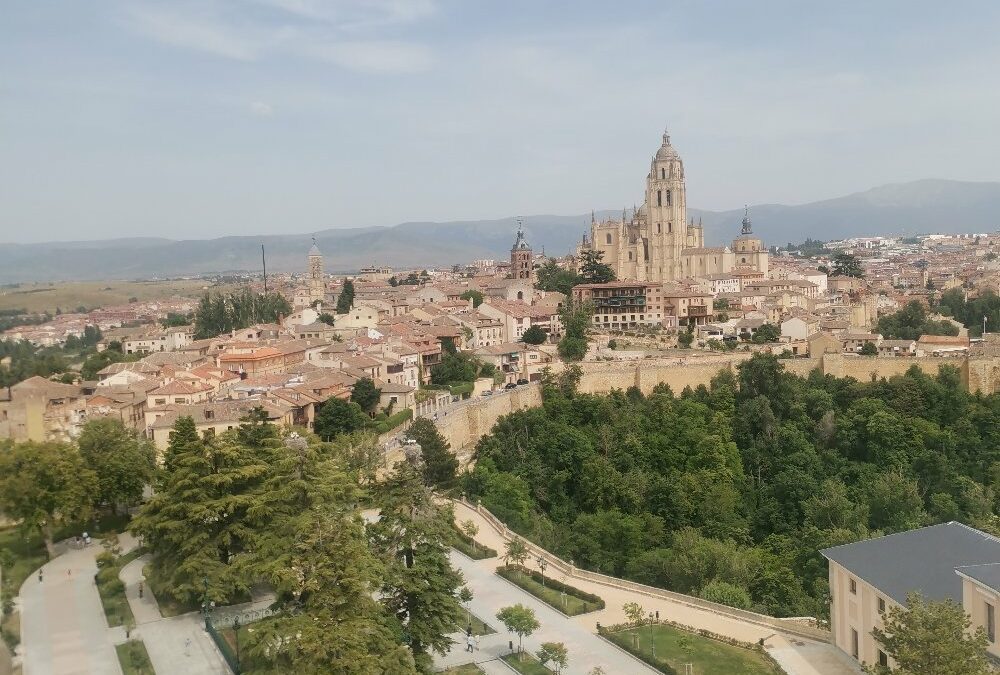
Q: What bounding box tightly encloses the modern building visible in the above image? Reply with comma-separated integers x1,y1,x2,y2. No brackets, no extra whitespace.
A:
573,281,668,330
821,522,1000,668
577,130,768,283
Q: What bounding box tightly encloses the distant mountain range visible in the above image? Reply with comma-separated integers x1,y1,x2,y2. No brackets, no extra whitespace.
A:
2,179,999,283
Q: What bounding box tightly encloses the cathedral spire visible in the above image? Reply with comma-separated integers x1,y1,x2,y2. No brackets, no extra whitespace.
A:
741,205,753,235
662,126,671,146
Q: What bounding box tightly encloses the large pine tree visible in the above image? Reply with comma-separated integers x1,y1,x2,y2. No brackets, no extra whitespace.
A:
371,460,464,671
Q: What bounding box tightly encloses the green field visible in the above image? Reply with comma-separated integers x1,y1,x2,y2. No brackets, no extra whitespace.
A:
0,279,241,314
501,652,551,674
455,610,495,637
116,640,155,675
606,624,783,675
438,665,485,674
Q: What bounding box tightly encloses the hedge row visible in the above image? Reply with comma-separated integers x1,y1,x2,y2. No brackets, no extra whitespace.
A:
372,408,413,434
450,526,497,560
497,564,605,608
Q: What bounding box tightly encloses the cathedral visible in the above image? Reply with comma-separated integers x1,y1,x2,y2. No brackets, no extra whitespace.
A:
577,130,768,283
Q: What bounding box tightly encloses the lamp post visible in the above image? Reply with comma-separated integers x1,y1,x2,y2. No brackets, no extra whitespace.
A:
536,556,548,587
233,615,241,674
648,611,656,661
202,577,210,630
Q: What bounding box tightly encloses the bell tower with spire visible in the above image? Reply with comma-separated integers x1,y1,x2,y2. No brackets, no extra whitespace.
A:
645,128,688,281
510,217,533,281
307,237,325,305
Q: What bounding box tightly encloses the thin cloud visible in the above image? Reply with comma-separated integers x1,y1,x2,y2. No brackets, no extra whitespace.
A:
250,101,274,116
123,5,257,61
306,40,433,74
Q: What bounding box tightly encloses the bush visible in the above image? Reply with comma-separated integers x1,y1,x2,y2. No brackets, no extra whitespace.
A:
372,408,413,434
451,525,497,560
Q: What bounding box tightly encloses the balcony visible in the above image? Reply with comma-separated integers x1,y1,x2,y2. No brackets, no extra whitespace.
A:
688,305,709,316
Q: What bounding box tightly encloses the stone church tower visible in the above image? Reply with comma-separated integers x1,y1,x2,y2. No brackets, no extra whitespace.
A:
307,238,325,305
510,218,533,281
578,129,766,283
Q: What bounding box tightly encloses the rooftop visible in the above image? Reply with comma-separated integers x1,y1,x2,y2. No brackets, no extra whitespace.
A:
821,521,1000,604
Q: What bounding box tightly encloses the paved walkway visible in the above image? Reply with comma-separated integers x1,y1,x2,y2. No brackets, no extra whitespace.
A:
447,500,864,675
119,555,273,675
435,550,659,674
19,543,122,675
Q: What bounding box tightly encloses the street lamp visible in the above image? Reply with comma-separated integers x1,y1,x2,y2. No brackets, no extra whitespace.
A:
536,556,548,587
202,577,210,630
648,612,656,660
233,615,242,674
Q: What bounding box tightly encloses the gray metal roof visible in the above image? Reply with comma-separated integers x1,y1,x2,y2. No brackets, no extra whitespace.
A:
820,522,1000,605
957,563,1000,592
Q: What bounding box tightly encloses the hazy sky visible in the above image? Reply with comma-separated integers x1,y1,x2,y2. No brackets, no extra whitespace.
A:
3,1,1000,243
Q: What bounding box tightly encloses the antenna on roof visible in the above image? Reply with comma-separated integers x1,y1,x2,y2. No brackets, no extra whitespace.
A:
262,244,268,295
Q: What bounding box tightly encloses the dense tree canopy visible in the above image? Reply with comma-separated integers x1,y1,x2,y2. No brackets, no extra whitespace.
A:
832,252,865,278
876,300,960,340
194,289,291,339
459,290,484,308
535,259,581,297
336,279,355,314
465,356,1000,619
578,250,616,284
521,325,547,345
938,288,1000,337
77,418,155,513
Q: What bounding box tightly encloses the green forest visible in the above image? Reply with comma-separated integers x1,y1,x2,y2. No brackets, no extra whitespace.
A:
464,356,1000,620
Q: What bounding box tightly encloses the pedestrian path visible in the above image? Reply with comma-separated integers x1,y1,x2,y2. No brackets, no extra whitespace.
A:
19,543,122,675
447,499,863,675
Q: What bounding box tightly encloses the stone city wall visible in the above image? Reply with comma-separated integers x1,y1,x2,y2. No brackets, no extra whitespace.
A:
437,352,1000,465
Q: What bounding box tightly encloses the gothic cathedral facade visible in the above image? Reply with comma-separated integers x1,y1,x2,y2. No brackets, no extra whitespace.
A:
577,130,768,283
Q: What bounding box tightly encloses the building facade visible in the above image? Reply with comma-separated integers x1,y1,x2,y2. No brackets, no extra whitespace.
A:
577,130,769,283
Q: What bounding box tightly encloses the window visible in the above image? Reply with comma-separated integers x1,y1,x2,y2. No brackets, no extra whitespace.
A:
668,222,672,233
656,223,661,234
657,190,662,207
665,189,671,205
878,650,888,667
606,233,612,245
849,578,857,595
851,628,859,659
877,597,885,613
154,398,166,406
988,602,996,643
660,167,665,179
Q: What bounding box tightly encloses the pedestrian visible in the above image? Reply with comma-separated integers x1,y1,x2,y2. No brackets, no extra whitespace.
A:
38,569,43,583
184,637,192,657
466,633,475,653
139,582,144,599
67,568,71,578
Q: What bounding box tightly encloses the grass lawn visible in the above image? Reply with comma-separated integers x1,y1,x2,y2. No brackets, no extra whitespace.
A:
0,527,46,598
438,664,485,674
500,652,551,674
454,610,495,636
496,567,600,616
607,624,783,675
95,574,133,627
116,640,155,675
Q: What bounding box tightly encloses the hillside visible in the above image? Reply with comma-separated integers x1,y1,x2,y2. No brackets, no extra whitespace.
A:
2,179,999,283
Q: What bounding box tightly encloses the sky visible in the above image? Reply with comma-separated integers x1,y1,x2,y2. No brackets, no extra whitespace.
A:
3,0,1000,243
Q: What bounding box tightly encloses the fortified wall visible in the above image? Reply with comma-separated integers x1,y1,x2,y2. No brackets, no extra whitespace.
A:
440,349,1000,460
436,384,542,462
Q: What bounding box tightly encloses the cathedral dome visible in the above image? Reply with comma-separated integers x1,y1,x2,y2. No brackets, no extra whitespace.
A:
655,131,679,161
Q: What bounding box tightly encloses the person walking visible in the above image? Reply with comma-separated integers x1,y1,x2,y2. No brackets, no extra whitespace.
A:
38,569,43,583
466,633,475,653
184,637,192,657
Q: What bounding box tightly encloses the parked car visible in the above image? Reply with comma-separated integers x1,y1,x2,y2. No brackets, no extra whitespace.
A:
481,390,493,397
516,379,529,385
504,382,518,390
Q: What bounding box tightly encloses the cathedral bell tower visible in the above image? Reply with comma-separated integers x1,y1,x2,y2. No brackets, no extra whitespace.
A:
645,129,687,282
